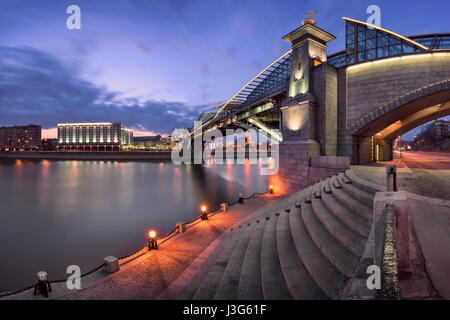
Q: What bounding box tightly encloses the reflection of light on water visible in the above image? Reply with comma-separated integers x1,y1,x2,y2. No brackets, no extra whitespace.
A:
39,160,51,206
227,160,233,197
257,156,274,174
69,161,79,188
14,159,23,178
41,160,50,180
244,158,251,193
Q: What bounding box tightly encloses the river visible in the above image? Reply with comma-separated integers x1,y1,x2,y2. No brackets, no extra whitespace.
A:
0,158,267,292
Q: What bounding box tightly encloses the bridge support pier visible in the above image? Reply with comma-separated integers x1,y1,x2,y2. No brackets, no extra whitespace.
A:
266,19,350,194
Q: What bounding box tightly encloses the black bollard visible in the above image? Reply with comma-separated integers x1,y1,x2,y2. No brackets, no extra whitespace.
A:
148,230,158,250
200,205,208,220
33,271,52,298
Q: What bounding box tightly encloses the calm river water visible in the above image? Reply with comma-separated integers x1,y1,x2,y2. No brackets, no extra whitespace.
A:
0,159,267,292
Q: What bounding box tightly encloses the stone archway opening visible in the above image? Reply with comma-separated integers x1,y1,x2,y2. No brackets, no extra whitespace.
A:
352,87,450,164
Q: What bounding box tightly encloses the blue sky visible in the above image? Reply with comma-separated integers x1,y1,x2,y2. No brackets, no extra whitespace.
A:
0,0,449,137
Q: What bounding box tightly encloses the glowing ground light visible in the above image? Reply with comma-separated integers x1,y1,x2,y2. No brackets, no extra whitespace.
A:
200,205,208,220
269,185,274,194
148,230,157,239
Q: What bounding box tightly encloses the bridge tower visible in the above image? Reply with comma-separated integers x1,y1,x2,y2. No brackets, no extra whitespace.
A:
270,17,349,194
281,16,336,155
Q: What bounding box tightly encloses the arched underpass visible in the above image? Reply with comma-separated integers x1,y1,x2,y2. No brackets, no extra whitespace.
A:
351,82,450,163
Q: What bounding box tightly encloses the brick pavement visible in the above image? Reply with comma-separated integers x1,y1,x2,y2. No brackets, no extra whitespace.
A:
49,194,281,300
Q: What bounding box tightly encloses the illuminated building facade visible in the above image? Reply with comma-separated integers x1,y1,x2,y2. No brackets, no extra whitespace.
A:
0,124,41,151
132,135,172,150
57,122,133,151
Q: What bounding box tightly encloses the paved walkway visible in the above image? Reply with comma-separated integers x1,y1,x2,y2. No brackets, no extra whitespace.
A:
406,199,450,299
3,194,281,300
352,152,450,202
352,165,450,299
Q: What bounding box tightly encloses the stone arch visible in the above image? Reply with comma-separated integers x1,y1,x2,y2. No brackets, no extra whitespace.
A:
348,79,450,163
349,79,450,136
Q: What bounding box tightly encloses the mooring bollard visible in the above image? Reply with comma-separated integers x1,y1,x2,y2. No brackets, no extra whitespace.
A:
33,271,52,297
386,164,397,191
200,205,208,220
104,256,120,273
220,203,228,212
238,193,244,204
176,222,186,233
148,230,158,250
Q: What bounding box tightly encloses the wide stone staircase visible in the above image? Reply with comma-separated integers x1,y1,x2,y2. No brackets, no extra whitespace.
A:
175,169,384,300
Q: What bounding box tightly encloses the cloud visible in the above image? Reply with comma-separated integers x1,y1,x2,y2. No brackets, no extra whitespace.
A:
133,42,152,55
0,46,211,135
199,62,210,75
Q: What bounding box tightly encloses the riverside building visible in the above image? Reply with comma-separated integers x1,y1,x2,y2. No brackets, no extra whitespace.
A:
0,124,41,151
57,122,134,151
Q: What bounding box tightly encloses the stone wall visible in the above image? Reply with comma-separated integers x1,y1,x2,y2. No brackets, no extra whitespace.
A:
341,53,450,163
336,67,351,158
346,53,450,127
268,143,349,195
312,63,338,156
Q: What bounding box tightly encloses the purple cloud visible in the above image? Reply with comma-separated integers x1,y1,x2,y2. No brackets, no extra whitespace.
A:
0,46,213,134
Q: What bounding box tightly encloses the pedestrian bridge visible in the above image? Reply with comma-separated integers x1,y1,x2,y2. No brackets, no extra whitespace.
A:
196,17,450,165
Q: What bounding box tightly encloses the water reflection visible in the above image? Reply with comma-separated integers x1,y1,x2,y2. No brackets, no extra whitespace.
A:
0,159,267,292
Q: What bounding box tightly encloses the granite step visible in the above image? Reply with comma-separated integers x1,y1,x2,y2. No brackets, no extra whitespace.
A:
310,195,366,256
276,209,327,299
337,174,374,207
345,170,385,194
175,231,233,300
313,181,323,199
338,172,351,184
289,203,346,299
236,218,268,300
214,221,259,300
321,181,370,237
261,213,292,300
302,200,359,278
331,175,342,189
322,178,332,194
330,180,372,220
193,224,251,300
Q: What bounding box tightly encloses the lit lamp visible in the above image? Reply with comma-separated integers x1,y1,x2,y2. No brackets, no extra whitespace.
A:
238,193,244,204
33,271,52,297
200,205,208,220
269,185,274,194
148,230,158,250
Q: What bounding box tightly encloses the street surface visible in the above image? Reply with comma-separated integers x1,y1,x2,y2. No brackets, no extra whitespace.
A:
353,151,450,200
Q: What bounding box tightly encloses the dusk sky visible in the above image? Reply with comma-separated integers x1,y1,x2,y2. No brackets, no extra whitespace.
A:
1,0,449,138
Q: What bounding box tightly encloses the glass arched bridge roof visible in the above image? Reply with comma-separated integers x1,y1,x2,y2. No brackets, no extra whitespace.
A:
198,18,449,129
328,18,450,68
